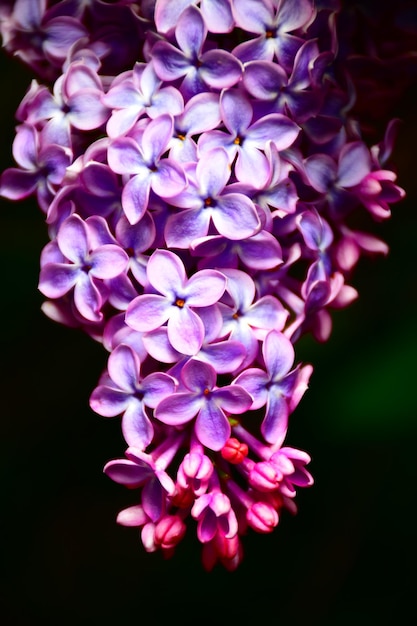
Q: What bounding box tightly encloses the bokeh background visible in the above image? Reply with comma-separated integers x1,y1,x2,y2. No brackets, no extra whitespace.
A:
1,12,416,625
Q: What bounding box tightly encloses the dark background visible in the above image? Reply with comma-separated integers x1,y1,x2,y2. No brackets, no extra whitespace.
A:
1,28,417,626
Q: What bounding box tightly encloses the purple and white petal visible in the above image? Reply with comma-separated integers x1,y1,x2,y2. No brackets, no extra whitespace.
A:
107,343,140,392
221,88,252,136
122,402,154,450
248,114,300,151
141,114,174,164
214,194,260,240
151,159,187,199
125,292,173,332
104,458,151,486
194,402,231,451
142,327,182,363
12,123,38,169
263,330,295,380
142,372,177,408
89,385,131,417
0,169,40,200
165,208,211,248
57,214,88,263
73,273,103,322
121,173,152,224
107,137,147,175
200,50,242,89
176,5,206,57
233,367,269,410
155,392,203,425
213,384,253,413
38,263,79,298
168,306,205,355
261,392,289,446
199,340,246,373
151,41,190,82
244,296,288,331
185,269,226,307
201,0,234,33
181,358,217,392
337,142,372,188
90,245,129,279
146,249,187,296
155,0,194,33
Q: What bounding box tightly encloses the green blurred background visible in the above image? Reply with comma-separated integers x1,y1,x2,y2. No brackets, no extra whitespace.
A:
1,33,416,625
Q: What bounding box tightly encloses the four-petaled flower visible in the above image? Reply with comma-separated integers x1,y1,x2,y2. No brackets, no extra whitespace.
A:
107,114,187,224
104,447,176,522
125,249,227,355
155,358,253,450
233,330,302,445
38,213,129,322
89,343,177,450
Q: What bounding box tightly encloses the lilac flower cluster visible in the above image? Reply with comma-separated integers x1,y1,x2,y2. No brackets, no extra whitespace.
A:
0,0,406,570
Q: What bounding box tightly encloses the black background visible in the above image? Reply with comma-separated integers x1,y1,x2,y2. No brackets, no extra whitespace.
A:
1,23,417,626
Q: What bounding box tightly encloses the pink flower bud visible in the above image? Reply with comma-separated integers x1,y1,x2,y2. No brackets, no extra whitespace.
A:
246,501,279,533
249,461,281,492
155,514,187,551
221,437,249,464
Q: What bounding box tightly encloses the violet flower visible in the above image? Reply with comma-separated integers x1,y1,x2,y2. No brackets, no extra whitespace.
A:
232,0,315,69
38,213,129,322
233,330,306,445
151,5,242,98
107,114,187,224
165,146,262,247
155,358,253,450
0,123,71,212
198,87,300,188
89,343,176,450
125,249,227,355
102,62,184,138
0,0,409,570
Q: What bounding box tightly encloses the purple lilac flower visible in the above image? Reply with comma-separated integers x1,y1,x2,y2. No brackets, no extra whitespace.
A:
168,91,221,164
104,445,177,522
218,268,288,371
107,114,188,224
155,358,253,450
38,213,129,322
102,62,184,138
151,5,242,98
125,249,227,355
232,0,316,69
89,343,176,449
17,60,110,148
233,330,306,445
0,0,409,570
165,146,261,247
198,87,300,188
0,123,72,212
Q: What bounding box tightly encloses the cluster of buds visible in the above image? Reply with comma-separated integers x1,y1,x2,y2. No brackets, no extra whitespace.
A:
0,0,406,570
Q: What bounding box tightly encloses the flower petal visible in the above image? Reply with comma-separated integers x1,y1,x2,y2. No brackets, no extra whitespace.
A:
261,392,289,446
168,306,205,355
263,330,295,380
107,343,140,391
195,402,231,450
155,392,202,425
122,401,154,450
89,385,130,417
125,294,173,332
185,269,226,307
146,249,186,296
